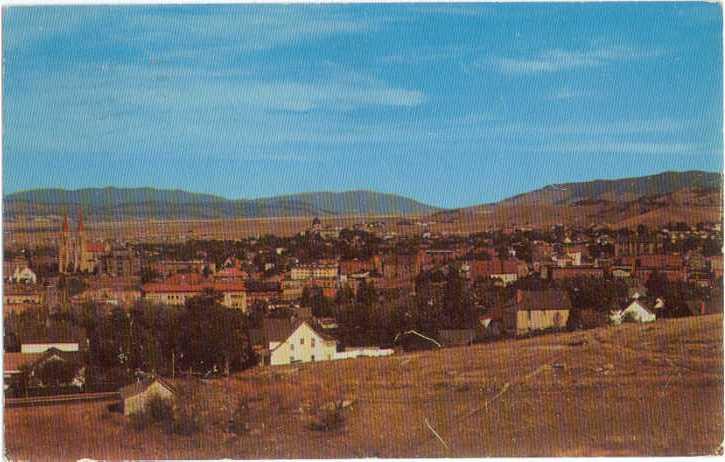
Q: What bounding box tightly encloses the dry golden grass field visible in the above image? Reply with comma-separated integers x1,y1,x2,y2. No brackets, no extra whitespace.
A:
5,314,723,460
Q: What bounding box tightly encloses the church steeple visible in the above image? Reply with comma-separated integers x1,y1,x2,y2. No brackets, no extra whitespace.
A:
62,212,69,233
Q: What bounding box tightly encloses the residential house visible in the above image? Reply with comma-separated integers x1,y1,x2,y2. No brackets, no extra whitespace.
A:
504,289,572,336
10,267,37,284
119,376,176,416
262,318,338,366
4,347,84,396
3,256,30,281
615,299,656,324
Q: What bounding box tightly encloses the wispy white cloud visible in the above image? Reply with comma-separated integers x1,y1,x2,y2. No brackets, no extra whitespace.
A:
5,59,425,160
492,46,665,74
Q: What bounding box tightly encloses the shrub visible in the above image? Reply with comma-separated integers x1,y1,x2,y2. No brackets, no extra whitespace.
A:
147,395,174,423
129,410,153,432
167,402,202,436
307,400,346,432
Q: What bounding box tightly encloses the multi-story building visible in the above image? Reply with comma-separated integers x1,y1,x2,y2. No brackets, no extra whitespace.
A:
142,273,247,311
289,260,339,281
100,246,140,277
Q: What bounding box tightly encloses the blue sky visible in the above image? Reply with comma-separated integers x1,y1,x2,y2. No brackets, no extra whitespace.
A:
3,3,722,208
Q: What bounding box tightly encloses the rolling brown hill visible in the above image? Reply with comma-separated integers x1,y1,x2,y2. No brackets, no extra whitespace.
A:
434,172,722,229
5,315,723,459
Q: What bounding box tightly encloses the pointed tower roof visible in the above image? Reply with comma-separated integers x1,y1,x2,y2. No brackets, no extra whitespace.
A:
77,207,84,232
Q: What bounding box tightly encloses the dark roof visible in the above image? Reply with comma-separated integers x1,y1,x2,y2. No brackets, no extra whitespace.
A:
119,377,176,399
262,318,297,343
19,324,87,346
262,318,337,346
511,290,572,312
4,348,81,373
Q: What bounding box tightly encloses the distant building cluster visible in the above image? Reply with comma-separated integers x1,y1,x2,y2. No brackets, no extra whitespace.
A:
2,213,723,387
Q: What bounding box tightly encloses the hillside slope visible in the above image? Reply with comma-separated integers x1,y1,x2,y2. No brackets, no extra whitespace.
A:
498,170,721,207
434,171,722,228
6,315,723,459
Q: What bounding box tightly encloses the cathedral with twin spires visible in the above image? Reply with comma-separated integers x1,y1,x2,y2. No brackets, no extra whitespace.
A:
57,209,107,274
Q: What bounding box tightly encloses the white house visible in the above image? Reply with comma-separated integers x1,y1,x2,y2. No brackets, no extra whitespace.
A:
617,300,657,324
491,272,518,286
11,267,37,284
265,319,338,366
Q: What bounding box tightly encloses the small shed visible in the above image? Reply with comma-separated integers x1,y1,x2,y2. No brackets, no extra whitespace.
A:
119,377,176,416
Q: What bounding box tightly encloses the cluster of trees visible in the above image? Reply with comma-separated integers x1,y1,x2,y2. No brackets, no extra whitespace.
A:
645,271,715,317
299,266,481,347
11,291,257,389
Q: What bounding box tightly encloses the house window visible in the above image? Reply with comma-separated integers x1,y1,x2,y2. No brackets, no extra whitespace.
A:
290,343,294,351
311,355,315,362
300,338,305,345
311,338,316,348
290,356,294,363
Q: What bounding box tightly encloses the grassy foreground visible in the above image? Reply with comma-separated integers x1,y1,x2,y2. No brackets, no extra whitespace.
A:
6,315,723,460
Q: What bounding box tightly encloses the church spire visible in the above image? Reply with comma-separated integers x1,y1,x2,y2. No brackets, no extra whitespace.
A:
62,212,69,233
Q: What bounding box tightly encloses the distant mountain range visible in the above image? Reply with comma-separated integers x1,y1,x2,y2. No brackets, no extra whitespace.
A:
4,188,440,220
433,170,722,228
495,170,722,207
4,170,721,223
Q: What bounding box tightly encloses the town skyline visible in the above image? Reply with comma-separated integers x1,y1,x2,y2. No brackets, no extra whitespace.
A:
4,4,723,208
